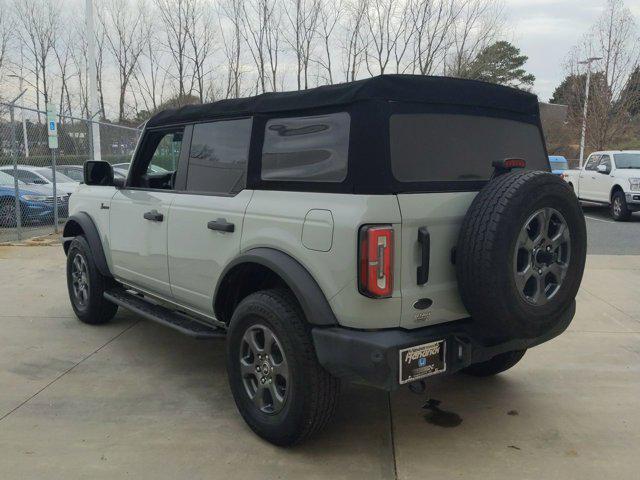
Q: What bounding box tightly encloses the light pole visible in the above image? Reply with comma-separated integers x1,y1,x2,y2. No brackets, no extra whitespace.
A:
7,74,29,158
86,0,102,161
578,57,602,168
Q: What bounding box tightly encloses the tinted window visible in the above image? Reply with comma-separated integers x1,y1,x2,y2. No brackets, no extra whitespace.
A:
149,131,182,174
599,156,611,170
130,128,184,190
261,113,349,182
585,156,601,170
390,114,548,182
614,153,640,169
187,119,252,194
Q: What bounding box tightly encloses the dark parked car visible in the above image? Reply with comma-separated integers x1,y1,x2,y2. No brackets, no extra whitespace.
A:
0,171,67,227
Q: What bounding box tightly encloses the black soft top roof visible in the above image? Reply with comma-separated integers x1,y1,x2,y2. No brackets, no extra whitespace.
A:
146,74,539,128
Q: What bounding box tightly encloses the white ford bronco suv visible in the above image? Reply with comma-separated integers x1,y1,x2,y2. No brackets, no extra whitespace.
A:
62,75,587,446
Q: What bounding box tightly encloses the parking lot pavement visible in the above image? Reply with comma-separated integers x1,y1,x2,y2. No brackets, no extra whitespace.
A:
0,246,639,480
583,205,640,255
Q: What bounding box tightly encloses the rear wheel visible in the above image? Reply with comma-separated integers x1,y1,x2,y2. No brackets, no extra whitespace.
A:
66,236,118,324
611,191,631,221
226,289,339,446
462,349,527,377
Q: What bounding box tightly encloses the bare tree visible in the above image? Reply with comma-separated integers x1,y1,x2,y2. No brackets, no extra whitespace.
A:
564,0,640,150
185,0,216,102
446,0,504,77
14,0,60,117
0,1,11,81
241,0,281,93
133,21,167,114
284,0,321,89
391,0,413,73
101,0,146,122
363,0,407,75
314,0,342,84
155,0,192,98
70,20,90,118
408,0,457,75
220,0,244,98
265,3,283,91
341,0,369,82
53,29,75,118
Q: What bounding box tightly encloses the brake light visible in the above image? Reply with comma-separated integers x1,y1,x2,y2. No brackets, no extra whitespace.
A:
359,225,394,298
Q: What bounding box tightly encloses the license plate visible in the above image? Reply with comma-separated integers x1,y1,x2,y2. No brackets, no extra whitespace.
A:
399,340,446,384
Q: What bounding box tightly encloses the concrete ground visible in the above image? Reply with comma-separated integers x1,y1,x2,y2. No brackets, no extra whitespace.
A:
0,246,639,480
582,205,640,254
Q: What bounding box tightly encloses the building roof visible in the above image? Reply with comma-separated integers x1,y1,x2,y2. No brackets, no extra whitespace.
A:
146,74,540,128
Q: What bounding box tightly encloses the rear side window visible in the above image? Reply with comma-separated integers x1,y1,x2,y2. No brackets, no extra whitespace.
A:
187,118,252,194
390,114,548,182
261,112,349,182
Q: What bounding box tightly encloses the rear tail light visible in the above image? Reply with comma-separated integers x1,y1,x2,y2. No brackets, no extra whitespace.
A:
503,158,526,169
359,225,394,298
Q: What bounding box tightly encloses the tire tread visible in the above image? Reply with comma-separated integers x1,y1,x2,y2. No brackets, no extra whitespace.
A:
228,288,339,445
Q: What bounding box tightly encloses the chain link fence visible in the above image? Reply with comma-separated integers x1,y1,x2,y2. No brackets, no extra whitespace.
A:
0,102,142,243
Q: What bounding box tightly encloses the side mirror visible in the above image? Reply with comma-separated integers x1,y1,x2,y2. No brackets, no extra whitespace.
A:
84,160,115,186
596,164,610,174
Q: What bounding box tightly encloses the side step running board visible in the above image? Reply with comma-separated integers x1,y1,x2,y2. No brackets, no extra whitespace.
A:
104,288,225,339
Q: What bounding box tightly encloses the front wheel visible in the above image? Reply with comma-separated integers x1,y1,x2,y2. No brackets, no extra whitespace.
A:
226,289,340,446
611,191,631,221
66,236,118,324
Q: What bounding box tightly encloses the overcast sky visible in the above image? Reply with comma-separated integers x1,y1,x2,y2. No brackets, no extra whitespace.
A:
508,0,640,102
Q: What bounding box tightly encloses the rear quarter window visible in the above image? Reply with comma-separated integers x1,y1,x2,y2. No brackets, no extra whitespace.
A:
261,112,350,182
390,113,548,182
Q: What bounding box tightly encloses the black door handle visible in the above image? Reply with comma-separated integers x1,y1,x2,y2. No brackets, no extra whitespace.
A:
143,209,164,222
417,226,430,285
207,218,235,233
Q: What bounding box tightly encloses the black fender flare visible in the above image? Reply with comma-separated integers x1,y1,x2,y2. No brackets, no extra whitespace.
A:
62,212,112,278
214,248,337,326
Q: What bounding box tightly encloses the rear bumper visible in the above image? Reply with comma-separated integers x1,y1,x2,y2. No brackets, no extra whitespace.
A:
312,301,575,391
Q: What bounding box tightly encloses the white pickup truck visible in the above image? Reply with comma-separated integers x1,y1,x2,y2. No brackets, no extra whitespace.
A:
563,150,640,221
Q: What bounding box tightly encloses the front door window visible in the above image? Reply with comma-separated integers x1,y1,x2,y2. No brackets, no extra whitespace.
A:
130,128,184,190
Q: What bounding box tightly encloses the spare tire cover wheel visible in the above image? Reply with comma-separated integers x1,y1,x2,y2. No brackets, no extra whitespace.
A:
455,171,587,339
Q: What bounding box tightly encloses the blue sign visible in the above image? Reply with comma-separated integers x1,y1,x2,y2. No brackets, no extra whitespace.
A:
49,121,55,131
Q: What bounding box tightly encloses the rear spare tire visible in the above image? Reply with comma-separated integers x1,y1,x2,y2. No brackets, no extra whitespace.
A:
456,171,586,340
